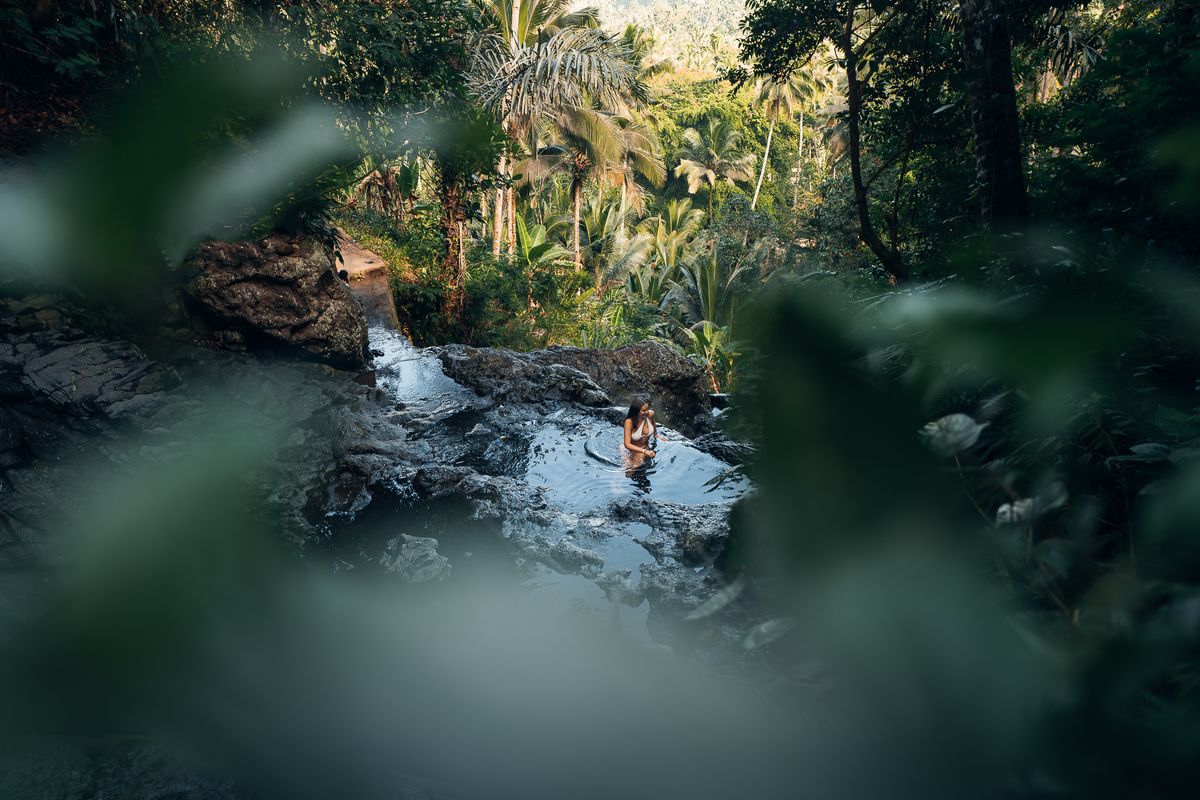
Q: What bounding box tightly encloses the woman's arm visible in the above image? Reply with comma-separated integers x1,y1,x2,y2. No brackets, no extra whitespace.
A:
648,410,665,441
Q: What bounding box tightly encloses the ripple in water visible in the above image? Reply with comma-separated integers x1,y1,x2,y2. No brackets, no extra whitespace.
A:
526,419,748,514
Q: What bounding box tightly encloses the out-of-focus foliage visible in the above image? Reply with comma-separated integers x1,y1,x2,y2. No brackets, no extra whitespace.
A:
3,0,1200,794
721,233,1200,795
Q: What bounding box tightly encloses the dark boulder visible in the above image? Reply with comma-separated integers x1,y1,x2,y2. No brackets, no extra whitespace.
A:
0,407,24,468
526,341,714,437
436,340,715,437
184,234,369,369
436,345,611,407
20,337,180,419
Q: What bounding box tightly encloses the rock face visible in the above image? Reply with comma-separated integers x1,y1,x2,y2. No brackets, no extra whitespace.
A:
184,234,369,369
381,535,451,583
437,340,715,437
528,342,714,437
436,345,612,408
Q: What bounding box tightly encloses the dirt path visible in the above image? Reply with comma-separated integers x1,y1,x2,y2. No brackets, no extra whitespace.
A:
338,229,400,330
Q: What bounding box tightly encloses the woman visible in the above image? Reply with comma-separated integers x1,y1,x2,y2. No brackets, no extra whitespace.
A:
623,399,659,464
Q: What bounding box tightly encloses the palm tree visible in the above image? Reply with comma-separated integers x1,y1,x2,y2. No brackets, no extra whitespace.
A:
637,198,704,275
789,65,831,207
518,106,623,272
620,23,671,84
673,118,756,221
469,1,635,257
666,243,748,333
664,244,749,391
606,115,666,238
519,107,662,278
471,0,599,48
750,75,803,210
647,197,706,240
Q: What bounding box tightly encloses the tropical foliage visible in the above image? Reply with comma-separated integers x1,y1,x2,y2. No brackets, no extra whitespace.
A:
5,1,1200,796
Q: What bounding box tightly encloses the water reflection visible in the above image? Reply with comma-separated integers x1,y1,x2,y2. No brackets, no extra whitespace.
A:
623,435,658,494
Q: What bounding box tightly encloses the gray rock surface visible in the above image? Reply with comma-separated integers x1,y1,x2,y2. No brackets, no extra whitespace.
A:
184,234,369,369
381,534,452,583
526,341,715,437
436,345,611,407
435,340,716,437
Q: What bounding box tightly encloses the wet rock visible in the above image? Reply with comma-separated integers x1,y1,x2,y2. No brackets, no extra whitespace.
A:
637,562,714,613
381,534,451,583
5,331,180,421
546,536,604,578
404,465,549,523
516,534,605,579
689,431,753,466
617,498,733,567
595,569,645,606
184,233,369,369
0,407,23,467
526,341,715,437
436,345,611,407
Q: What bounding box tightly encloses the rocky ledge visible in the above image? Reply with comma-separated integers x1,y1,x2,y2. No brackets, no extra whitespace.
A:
436,340,716,438
183,233,369,369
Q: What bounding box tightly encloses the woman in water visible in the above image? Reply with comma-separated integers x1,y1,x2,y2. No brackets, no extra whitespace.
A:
623,399,660,466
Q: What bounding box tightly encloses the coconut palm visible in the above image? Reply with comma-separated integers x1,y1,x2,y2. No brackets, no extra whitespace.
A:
673,118,756,221
518,107,623,272
788,62,834,207
579,191,656,296
620,23,671,84
750,75,804,210
469,1,639,257
605,115,666,238
519,107,662,277
664,245,749,391
643,197,706,241
472,26,644,123
471,0,599,49
617,197,705,302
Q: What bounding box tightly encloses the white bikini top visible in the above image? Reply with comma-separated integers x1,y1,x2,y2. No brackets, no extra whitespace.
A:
630,417,652,443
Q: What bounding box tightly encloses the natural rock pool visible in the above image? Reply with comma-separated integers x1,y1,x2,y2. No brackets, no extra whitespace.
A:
319,325,751,645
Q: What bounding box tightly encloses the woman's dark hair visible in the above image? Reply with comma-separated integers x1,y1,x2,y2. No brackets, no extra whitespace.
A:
626,399,648,422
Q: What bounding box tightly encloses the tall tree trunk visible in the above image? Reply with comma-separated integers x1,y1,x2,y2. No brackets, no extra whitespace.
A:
510,0,521,47
619,174,627,239
843,11,908,283
793,111,804,207
751,117,775,210
506,186,516,255
707,186,713,222
492,152,506,257
959,0,1029,230
572,177,583,270
440,171,468,313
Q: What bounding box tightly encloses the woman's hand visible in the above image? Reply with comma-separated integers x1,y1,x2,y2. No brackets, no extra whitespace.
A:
644,449,656,458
